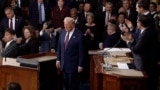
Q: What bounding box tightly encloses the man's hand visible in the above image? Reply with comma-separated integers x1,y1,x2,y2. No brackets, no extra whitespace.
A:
78,66,83,73
125,19,134,29
56,61,61,69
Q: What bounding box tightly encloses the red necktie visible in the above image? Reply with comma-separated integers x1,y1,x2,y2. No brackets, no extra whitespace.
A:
64,32,70,49
10,19,13,29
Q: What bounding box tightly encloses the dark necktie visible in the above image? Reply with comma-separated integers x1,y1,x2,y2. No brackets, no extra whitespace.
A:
10,19,13,29
64,32,70,49
39,3,42,24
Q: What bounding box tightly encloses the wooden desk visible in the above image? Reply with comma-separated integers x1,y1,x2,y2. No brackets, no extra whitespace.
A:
0,52,60,90
90,55,148,90
0,65,38,90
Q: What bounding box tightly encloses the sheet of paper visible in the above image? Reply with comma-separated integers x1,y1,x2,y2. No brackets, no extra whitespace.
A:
117,62,129,69
2,58,20,67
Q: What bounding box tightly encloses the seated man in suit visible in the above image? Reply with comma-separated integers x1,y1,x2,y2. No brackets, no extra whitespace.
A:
56,17,85,90
0,6,24,44
2,29,18,58
121,15,159,90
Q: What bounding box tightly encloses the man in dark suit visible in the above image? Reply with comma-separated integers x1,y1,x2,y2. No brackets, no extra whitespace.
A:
121,15,159,90
56,17,85,90
2,29,18,58
29,0,51,29
0,6,24,44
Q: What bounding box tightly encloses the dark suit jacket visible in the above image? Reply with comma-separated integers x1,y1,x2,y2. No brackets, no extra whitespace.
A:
57,29,85,73
29,1,51,28
0,16,24,39
127,27,159,71
18,38,39,56
2,40,18,58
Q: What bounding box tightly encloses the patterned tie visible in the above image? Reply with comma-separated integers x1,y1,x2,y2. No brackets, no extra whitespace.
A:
64,32,70,49
10,19,13,29
39,3,42,24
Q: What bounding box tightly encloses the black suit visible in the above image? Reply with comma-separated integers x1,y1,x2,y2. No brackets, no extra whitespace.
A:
29,1,51,28
18,38,39,56
2,40,18,58
127,27,159,90
0,16,24,39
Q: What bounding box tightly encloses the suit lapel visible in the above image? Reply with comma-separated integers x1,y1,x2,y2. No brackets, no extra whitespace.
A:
66,29,76,50
4,41,14,52
62,31,66,50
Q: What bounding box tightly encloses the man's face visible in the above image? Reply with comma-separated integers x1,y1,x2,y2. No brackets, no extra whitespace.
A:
136,4,142,14
64,21,74,32
5,9,14,19
84,3,91,12
149,4,156,12
105,4,112,12
4,32,14,42
123,0,130,10
58,0,64,7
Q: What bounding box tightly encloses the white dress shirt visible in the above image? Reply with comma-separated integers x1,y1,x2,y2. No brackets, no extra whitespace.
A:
65,29,75,41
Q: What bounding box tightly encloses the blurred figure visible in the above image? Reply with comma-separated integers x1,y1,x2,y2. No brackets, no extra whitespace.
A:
83,12,98,50
0,6,24,44
52,0,69,30
78,2,92,24
77,2,84,14
70,8,83,30
7,82,21,90
18,26,39,56
29,0,51,29
99,24,120,49
2,29,18,58
39,21,58,52
121,15,159,90
149,2,157,18
7,0,22,17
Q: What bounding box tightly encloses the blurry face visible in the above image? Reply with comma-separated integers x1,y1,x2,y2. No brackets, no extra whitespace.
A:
157,5,160,12
79,3,84,11
35,30,39,38
105,4,112,12
38,0,43,3
10,0,16,7
5,9,14,19
107,26,115,35
123,1,130,10
58,0,64,7
86,16,93,23
24,29,32,39
64,21,74,32
118,14,125,23
136,4,142,14
84,3,91,12
149,4,156,12
70,11,77,19
4,32,14,42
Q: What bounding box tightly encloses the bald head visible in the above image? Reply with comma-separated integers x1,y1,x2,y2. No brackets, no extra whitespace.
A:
64,17,75,32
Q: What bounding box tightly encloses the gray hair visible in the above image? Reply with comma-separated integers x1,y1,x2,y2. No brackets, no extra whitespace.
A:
64,17,75,24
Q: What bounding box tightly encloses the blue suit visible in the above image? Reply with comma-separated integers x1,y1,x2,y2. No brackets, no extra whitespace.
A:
57,29,85,90
57,29,85,73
